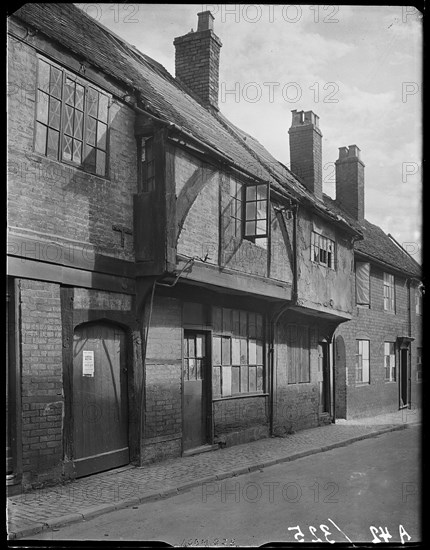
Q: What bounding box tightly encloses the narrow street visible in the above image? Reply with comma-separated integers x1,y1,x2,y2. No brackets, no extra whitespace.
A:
26,425,421,545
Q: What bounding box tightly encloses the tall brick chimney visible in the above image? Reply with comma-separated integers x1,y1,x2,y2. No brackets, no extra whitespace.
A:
288,110,323,199
174,11,222,111
335,145,365,222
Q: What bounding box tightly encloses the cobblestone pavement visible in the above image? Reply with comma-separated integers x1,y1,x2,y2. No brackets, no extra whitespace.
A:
7,410,421,539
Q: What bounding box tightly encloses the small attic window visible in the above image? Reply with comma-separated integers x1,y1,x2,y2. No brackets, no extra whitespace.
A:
243,183,269,240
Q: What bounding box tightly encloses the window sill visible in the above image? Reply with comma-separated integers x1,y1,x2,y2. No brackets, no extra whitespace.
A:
355,382,370,387
384,380,396,384
212,392,268,402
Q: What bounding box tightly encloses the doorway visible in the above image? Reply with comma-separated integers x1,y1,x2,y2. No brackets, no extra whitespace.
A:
72,322,129,477
183,331,209,451
399,347,410,409
318,341,330,414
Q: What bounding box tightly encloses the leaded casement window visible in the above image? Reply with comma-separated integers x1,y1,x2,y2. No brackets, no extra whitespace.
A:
384,342,396,382
311,231,335,269
229,177,243,238
286,324,310,384
356,339,370,383
356,261,370,306
244,183,269,240
140,137,155,192
35,57,109,177
212,307,264,398
383,272,395,312
416,348,422,382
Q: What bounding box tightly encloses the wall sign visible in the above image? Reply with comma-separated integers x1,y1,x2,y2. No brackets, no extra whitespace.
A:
82,351,95,377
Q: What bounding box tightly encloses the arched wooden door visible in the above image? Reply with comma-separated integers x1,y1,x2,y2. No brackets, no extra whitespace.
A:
72,322,129,477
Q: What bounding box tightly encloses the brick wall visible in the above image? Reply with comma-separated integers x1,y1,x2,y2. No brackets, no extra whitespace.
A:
335,264,420,418
289,118,322,198
274,315,321,434
7,33,137,263
143,296,183,462
19,279,64,489
174,29,221,109
213,396,269,447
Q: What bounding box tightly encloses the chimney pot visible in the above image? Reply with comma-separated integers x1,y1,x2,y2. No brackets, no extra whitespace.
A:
197,11,214,31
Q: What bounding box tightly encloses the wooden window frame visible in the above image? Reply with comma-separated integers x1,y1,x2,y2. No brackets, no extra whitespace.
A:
384,342,396,382
415,287,422,316
212,308,265,398
229,176,243,239
34,55,110,178
356,339,370,384
383,272,395,312
243,182,269,241
311,231,336,269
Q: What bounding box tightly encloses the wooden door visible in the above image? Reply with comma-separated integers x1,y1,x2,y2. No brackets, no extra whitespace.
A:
183,331,208,451
73,322,129,477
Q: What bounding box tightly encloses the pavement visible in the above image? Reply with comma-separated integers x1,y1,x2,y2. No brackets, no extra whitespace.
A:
7,409,421,540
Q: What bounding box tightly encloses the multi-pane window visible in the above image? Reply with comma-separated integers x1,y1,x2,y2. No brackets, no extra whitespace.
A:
416,287,422,315
416,348,422,382
229,177,243,238
384,342,396,382
244,183,268,240
212,307,264,398
383,273,395,312
35,57,109,177
311,231,335,269
183,333,205,381
286,324,310,384
356,261,370,306
356,340,370,383
140,137,155,192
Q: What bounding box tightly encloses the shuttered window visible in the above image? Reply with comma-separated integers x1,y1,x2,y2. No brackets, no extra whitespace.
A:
287,324,310,384
356,261,370,306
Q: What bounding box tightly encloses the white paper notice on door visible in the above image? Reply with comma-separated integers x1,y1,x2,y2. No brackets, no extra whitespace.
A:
82,350,95,377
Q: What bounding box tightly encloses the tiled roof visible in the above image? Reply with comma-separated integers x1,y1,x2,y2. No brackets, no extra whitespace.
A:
323,195,421,278
11,3,360,236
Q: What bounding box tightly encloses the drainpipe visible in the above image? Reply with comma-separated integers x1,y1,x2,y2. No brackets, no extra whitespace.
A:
138,257,197,445
269,202,299,436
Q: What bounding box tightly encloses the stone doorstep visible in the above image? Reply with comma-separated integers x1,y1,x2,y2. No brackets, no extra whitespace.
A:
182,444,219,457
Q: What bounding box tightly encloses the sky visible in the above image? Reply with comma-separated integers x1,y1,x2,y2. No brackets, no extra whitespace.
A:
76,3,422,262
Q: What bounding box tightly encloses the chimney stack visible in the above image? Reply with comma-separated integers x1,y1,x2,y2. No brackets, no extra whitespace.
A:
288,110,323,199
174,11,222,111
335,145,365,221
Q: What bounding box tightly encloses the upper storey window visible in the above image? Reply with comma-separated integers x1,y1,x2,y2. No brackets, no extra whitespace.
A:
311,231,335,269
383,272,395,312
244,183,269,240
35,57,109,177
